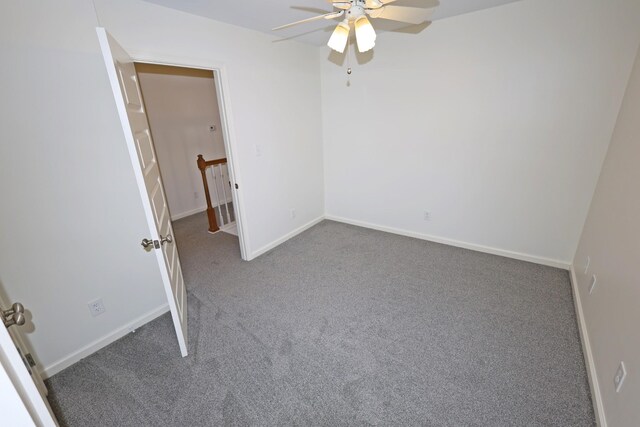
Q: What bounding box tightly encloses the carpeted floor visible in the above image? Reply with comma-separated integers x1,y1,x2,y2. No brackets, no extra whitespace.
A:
46,213,595,426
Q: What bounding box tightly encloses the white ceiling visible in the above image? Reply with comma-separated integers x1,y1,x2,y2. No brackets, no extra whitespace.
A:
142,0,525,45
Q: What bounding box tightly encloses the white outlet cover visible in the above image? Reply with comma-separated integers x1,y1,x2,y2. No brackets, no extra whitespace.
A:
614,361,627,393
88,299,106,317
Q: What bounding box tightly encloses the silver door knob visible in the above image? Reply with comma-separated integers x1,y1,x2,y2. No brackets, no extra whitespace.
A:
2,302,24,317
3,302,26,328
160,234,172,246
141,238,159,249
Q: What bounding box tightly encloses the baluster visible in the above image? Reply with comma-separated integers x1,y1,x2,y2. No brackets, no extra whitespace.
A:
211,163,224,227
219,163,231,226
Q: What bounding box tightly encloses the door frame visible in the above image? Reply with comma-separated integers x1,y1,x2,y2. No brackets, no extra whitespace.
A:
131,53,250,260
0,324,58,426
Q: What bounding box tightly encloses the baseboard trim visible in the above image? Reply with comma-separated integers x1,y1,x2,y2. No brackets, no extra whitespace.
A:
569,266,606,426
249,215,325,260
40,304,169,379
325,215,571,270
171,206,207,221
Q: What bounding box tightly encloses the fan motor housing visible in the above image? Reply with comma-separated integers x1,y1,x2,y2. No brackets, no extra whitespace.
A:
346,4,365,21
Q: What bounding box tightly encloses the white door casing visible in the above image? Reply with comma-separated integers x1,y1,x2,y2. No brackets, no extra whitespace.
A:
96,28,188,357
130,53,250,261
0,293,48,399
0,317,57,426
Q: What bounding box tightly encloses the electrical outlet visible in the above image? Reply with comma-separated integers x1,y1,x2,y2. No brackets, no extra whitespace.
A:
423,211,431,221
614,361,627,393
584,256,590,275
290,209,296,219
88,298,106,317
589,275,597,295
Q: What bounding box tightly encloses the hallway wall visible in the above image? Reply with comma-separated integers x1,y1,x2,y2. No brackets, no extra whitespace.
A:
136,65,228,220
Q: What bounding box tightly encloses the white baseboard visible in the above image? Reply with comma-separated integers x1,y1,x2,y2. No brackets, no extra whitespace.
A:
40,304,169,379
171,206,207,221
248,216,325,260
569,267,606,427
325,215,571,270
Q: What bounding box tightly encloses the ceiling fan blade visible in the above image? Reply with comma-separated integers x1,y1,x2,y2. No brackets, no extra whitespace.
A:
327,0,351,10
365,0,398,8
273,11,344,31
367,5,435,24
389,0,440,7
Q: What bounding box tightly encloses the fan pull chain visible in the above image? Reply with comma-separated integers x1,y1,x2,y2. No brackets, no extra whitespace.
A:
346,34,352,85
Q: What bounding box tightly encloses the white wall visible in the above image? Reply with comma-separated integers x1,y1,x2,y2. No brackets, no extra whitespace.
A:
572,44,640,427
96,0,326,256
0,0,324,375
321,0,640,266
0,0,167,375
136,69,228,220
3,0,638,404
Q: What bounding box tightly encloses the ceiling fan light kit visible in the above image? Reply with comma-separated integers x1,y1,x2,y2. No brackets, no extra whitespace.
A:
328,20,351,53
354,16,376,52
273,0,438,54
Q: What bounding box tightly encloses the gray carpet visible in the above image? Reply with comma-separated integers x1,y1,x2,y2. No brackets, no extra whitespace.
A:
46,213,595,426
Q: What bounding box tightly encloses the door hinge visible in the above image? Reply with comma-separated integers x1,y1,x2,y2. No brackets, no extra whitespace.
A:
25,353,37,367
15,347,32,374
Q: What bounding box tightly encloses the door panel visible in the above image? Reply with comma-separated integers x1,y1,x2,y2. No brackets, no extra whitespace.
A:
135,131,155,171
96,27,188,356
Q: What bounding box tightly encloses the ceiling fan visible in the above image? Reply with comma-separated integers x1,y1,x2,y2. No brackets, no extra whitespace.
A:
273,0,438,53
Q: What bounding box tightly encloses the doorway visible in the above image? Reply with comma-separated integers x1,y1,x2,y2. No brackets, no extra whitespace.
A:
134,63,243,252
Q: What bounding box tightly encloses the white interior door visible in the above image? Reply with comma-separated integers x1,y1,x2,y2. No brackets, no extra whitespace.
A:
96,28,188,357
0,316,57,426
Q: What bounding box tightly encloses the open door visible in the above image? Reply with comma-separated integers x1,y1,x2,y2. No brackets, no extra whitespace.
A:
0,302,58,426
96,28,188,357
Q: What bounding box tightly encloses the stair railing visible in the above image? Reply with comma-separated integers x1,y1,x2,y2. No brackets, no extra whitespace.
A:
197,154,232,233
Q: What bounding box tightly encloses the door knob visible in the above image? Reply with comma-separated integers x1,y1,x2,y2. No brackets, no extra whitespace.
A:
3,302,26,328
160,234,172,246
3,302,24,317
141,238,159,250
